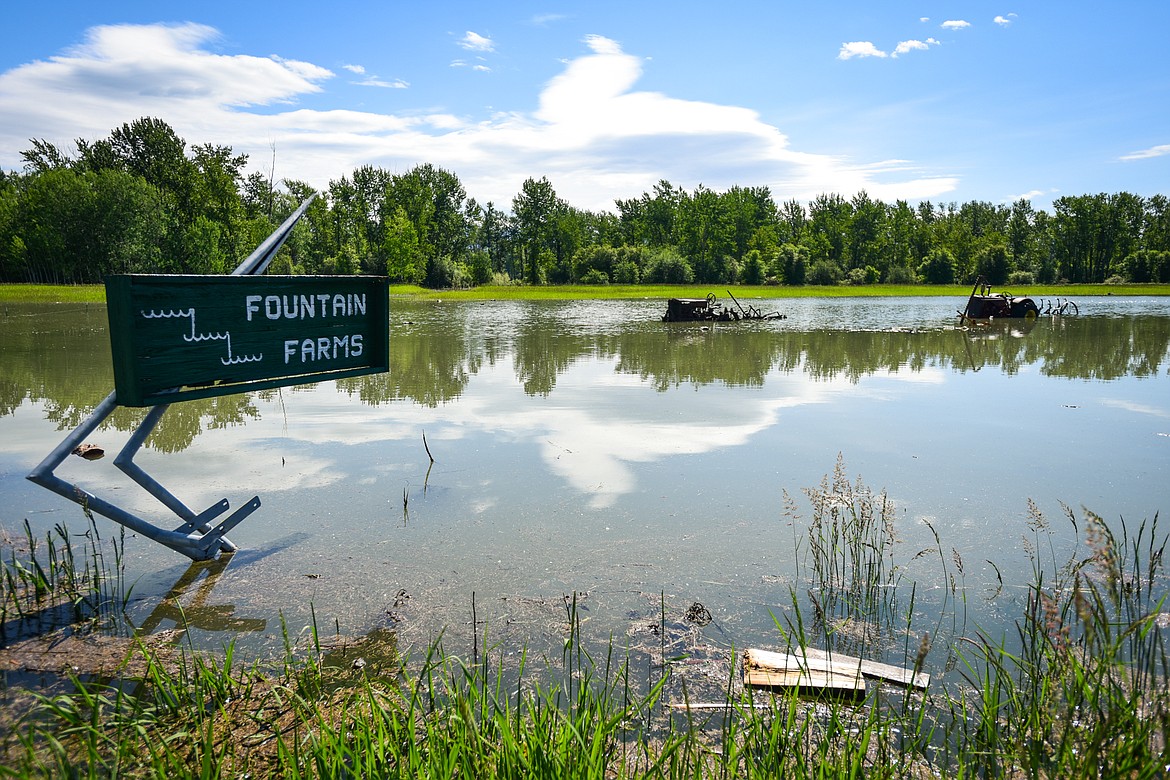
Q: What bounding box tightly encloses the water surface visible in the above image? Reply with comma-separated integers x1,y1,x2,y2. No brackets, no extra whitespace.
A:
2,295,1168,670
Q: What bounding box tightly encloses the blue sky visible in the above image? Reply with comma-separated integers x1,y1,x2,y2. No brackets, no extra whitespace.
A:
2,1,1168,213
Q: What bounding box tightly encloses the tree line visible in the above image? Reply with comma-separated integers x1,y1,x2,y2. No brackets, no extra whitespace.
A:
3,117,1169,287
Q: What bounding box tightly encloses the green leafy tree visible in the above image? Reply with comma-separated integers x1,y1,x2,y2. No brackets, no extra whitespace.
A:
76,119,195,212
548,207,591,283
471,201,514,279
1050,193,1144,282
20,138,72,173
241,171,276,222
512,176,563,284
573,244,617,282
676,185,734,282
278,180,330,274
190,143,248,262
386,164,472,285
884,200,919,279
383,206,423,283
1124,249,1170,283
807,193,852,266
1007,199,1035,273
778,199,807,245
6,167,166,282
327,175,371,272
466,249,493,285
612,257,640,284
616,179,679,247
847,190,887,275
724,185,778,261
1143,194,1170,252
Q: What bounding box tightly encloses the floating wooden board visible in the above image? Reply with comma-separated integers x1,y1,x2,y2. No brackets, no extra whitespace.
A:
742,664,866,695
743,647,929,692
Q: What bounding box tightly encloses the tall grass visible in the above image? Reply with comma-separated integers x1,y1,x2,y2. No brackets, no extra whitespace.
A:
783,454,904,658
1,474,1166,778
1,512,131,644
946,505,1169,777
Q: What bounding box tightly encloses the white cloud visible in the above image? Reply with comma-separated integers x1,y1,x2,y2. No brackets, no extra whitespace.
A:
355,77,409,89
0,23,958,211
458,31,494,52
1120,144,1170,161
838,41,887,60
993,13,1017,26
1005,188,1060,204
583,33,623,56
841,37,939,60
941,20,971,30
342,63,407,88
892,38,940,57
450,57,490,73
919,17,930,23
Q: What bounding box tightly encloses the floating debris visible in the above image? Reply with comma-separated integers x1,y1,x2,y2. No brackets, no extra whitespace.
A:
684,601,713,626
743,646,929,694
959,276,1078,322
71,444,105,460
663,291,785,322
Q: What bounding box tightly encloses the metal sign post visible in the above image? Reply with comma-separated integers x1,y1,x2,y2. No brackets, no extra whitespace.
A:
27,196,391,561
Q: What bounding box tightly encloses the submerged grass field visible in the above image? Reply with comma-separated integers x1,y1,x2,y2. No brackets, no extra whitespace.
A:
3,281,1169,305
388,281,1170,301
2,462,1167,778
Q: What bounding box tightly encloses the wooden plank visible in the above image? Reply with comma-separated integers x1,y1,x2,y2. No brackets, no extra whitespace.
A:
743,666,865,693
744,648,929,690
667,702,773,710
797,646,931,689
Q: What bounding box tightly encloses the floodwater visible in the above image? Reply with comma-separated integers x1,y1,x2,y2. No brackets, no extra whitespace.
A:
2,295,1169,676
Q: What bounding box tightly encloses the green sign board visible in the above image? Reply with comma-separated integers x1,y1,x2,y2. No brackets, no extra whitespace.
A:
106,275,390,406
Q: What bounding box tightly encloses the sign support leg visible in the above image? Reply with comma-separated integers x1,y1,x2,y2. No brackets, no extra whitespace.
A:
27,392,254,561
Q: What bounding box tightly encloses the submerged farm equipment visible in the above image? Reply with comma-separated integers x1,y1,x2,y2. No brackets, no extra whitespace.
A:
663,291,785,322
959,276,1078,323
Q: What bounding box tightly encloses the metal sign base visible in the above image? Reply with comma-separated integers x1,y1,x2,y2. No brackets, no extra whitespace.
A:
27,390,253,561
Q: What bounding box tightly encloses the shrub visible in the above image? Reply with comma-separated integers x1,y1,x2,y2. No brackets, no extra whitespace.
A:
579,268,609,285
918,248,956,285
741,250,764,285
806,259,842,286
644,248,694,284
612,259,640,284
886,265,916,285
